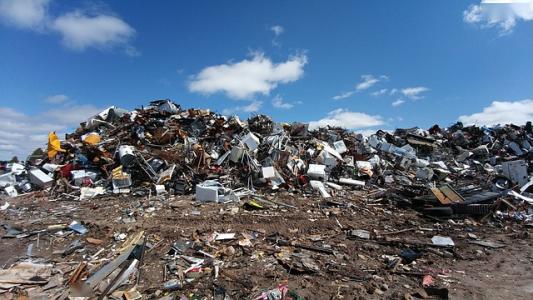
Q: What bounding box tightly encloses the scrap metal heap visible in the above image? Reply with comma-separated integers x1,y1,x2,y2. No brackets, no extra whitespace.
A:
0,99,532,299
3,99,532,208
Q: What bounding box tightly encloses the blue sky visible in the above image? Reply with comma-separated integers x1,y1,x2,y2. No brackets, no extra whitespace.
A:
0,0,532,159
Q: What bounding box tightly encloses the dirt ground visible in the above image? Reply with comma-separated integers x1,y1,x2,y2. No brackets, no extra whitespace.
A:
0,191,532,299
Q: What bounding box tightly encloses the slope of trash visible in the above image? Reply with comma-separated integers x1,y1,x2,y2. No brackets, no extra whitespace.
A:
0,99,532,299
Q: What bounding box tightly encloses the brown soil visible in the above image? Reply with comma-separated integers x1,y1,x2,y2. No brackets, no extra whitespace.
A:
0,192,531,299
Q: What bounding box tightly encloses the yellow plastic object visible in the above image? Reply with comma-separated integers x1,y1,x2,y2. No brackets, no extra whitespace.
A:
245,199,264,210
47,132,65,159
112,166,122,178
83,133,101,145
112,166,130,180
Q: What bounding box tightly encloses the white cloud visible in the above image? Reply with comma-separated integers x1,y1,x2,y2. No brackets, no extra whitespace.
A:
354,129,381,136
332,74,387,100
389,88,398,95
125,45,141,57
464,4,484,24
392,99,405,107
52,11,136,51
189,53,307,99
222,101,262,115
270,25,284,36
389,116,404,122
270,25,284,46
401,86,429,100
458,99,533,125
332,91,355,100
371,89,388,97
0,0,137,55
0,104,103,159
271,95,294,109
45,94,69,104
309,108,384,130
0,0,50,30
40,104,105,125
463,0,533,34
356,74,382,91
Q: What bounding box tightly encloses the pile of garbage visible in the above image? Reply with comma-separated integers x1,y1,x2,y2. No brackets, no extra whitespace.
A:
1,99,532,216
1,99,533,299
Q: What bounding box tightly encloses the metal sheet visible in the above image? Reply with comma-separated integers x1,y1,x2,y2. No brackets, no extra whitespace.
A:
438,185,464,203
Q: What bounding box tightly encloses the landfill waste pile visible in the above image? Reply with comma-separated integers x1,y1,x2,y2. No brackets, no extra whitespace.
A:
1,99,532,299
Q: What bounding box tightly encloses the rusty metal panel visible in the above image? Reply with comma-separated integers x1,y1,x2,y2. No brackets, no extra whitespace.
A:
431,187,451,204
439,185,464,203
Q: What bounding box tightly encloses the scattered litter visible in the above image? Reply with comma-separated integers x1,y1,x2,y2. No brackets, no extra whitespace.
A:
348,229,371,240
69,221,88,235
469,240,505,248
431,236,455,247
